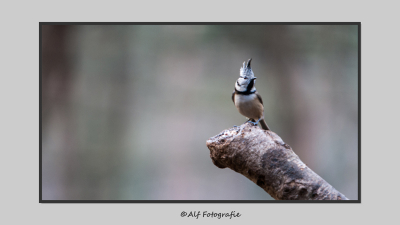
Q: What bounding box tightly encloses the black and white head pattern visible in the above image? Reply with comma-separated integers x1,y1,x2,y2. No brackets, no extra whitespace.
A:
235,59,256,93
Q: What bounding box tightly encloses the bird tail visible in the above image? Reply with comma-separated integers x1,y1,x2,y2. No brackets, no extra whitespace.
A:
259,119,270,130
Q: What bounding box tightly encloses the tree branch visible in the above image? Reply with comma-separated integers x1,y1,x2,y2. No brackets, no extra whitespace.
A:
206,123,348,200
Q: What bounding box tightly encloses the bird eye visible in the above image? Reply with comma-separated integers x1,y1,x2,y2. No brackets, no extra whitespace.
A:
244,77,247,79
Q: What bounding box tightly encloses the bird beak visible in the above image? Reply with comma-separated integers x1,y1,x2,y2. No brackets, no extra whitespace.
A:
252,77,257,80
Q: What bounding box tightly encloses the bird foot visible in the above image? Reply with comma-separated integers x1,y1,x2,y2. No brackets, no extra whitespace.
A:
247,120,259,126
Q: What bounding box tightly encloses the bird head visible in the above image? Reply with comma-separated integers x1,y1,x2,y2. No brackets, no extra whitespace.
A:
235,58,256,92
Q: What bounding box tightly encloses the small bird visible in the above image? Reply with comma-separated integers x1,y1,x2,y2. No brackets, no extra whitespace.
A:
232,58,270,130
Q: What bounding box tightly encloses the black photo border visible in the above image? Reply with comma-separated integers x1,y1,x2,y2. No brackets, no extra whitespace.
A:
39,22,361,203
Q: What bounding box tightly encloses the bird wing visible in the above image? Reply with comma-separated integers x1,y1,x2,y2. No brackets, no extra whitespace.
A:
256,91,263,105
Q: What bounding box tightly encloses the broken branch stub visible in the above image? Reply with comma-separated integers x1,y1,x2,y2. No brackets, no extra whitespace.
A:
206,123,348,200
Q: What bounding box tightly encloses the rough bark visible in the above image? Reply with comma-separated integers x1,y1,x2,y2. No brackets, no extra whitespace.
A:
206,123,348,200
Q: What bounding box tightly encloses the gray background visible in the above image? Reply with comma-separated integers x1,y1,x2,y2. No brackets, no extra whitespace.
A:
2,0,398,224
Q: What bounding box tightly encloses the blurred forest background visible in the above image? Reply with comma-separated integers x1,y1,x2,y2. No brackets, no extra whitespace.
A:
41,24,358,200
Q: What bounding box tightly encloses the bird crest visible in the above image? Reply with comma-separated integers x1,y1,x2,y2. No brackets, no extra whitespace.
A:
239,58,254,78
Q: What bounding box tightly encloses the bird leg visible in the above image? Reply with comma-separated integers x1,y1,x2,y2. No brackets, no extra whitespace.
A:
247,118,262,126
